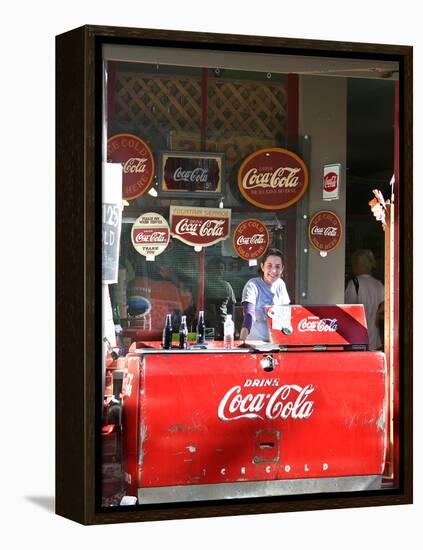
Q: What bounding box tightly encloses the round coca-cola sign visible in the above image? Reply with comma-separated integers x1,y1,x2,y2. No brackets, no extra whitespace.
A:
131,212,170,257
233,219,269,261
308,210,342,252
107,134,155,201
237,147,308,210
323,171,338,193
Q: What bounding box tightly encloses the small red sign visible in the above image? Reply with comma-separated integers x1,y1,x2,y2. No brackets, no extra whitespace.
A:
266,304,368,347
233,219,269,260
323,172,338,192
107,133,155,201
308,210,342,252
170,206,231,247
237,147,308,210
131,213,170,257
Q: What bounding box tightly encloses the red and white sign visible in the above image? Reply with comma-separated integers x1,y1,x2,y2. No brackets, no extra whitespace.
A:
323,163,340,201
308,210,342,253
131,212,170,257
233,219,269,261
169,206,231,247
122,348,386,491
265,304,369,347
107,133,155,201
237,147,308,210
218,383,315,421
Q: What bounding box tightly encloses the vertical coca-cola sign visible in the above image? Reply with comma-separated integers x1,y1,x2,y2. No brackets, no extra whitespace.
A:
170,206,231,247
323,163,341,201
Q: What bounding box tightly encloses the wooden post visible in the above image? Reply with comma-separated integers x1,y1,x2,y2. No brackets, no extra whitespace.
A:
197,68,208,314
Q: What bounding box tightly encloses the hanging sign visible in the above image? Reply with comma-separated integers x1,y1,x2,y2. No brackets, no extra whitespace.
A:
170,206,231,247
107,133,155,201
159,151,224,197
308,210,343,253
233,219,269,261
131,212,170,258
237,147,308,210
102,163,122,284
323,163,341,201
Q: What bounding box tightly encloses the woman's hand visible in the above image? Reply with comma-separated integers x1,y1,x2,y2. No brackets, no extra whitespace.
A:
239,327,249,343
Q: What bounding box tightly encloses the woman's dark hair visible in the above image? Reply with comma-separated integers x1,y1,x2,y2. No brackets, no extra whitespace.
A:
257,248,284,277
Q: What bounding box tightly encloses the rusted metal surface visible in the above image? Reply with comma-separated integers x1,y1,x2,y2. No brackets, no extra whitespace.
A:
122,348,387,499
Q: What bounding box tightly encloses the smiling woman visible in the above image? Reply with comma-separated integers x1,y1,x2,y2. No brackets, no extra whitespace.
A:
240,248,290,343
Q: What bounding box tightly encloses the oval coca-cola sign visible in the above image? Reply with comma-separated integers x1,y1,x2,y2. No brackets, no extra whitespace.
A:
237,148,308,210
308,210,342,252
233,219,269,261
107,134,155,201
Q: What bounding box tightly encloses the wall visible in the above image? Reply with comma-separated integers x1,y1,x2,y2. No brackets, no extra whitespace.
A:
299,75,347,304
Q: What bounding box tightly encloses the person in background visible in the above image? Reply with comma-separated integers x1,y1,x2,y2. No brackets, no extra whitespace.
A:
240,248,290,343
345,249,384,351
204,257,236,340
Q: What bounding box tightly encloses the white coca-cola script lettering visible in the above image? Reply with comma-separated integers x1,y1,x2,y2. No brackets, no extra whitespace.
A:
298,317,338,332
242,167,301,190
310,225,338,237
175,218,225,237
135,231,167,243
123,157,148,174
218,384,314,421
174,167,209,183
236,234,265,245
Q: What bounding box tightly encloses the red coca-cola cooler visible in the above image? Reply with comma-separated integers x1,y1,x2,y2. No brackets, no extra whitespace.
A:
121,304,387,504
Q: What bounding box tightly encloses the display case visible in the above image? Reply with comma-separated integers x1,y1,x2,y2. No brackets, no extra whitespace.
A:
56,25,413,525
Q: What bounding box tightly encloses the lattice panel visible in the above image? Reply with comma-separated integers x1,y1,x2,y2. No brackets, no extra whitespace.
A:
115,73,287,140
208,79,287,139
115,74,202,134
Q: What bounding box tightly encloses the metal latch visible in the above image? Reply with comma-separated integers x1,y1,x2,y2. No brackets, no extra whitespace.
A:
260,354,275,372
312,345,327,351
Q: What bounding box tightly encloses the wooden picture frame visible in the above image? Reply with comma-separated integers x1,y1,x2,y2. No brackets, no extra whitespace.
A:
56,25,413,525
158,151,225,198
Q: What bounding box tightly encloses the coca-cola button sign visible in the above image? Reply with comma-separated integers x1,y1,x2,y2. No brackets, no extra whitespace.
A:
237,147,308,210
131,213,170,257
170,206,231,247
308,210,342,252
233,219,269,260
107,134,155,201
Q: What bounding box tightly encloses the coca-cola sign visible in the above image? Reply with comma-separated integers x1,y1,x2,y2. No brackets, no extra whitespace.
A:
159,151,224,197
233,219,269,261
170,206,231,247
107,134,154,201
298,317,338,332
237,147,308,210
323,163,340,201
324,173,337,192
131,212,170,257
308,210,342,252
218,382,315,422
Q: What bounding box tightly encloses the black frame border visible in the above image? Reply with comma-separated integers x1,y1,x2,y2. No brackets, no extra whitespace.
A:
56,25,413,525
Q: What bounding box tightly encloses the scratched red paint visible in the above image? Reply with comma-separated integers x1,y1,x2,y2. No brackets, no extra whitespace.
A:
121,350,387,492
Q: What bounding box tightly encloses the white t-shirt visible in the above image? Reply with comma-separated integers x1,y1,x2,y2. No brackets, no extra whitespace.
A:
345,274,384,350
242,277,290,341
